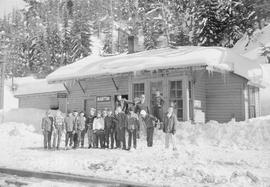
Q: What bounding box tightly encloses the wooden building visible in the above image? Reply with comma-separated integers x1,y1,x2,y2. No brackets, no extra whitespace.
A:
47,47,263,123
14,79,67,112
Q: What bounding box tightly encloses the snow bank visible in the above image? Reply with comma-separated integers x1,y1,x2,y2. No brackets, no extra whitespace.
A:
0,118,270,186
173,116,270,150
3,85,18,110
0,108,46,132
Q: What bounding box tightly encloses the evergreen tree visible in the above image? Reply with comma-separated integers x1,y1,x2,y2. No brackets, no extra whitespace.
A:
193,0,222,46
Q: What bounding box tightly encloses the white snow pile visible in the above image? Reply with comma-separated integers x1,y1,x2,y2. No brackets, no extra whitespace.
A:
0,108,46,132
172,116,270,150
0,118,270,186
0,122,38,139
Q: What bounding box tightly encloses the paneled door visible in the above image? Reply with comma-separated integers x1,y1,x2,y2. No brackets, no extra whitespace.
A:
150,81,163,115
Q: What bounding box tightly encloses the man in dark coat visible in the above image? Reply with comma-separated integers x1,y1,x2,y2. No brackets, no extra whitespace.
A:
64,111,75,149
153,91,165,123
115,95,129,114
127,107,140,150
163,106,177,150
104,109,115,149
114,106,128,150
140,110,157,147
41,111,52,149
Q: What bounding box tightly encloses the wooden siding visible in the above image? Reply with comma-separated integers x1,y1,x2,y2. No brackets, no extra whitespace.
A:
66,76,129,112
193,70,207,123
205,72,247,123
18,93,60,111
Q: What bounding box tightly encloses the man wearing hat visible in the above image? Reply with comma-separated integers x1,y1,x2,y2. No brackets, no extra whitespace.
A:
140,110,158,147
41,110,53,149
85,108,96,148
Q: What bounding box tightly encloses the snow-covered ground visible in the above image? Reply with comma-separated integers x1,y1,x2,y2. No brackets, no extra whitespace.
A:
0,111,269,186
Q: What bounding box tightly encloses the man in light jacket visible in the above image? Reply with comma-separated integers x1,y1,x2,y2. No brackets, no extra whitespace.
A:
163,106,177,151
93,111,105,148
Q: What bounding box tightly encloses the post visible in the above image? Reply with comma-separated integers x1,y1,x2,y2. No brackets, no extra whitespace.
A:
183,76,189,121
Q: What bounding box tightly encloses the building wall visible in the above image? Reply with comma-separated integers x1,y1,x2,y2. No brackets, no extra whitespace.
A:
17,92,67,112
193,70,207,123
66,76,129,113
205,71,247,123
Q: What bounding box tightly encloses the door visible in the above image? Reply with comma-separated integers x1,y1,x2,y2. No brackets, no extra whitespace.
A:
150,81,163,114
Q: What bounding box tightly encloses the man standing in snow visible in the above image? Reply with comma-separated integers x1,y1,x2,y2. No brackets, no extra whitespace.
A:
75,111,86,148
93,111,105,148
104,109,115,149
64,111,75,149
52,110,65,150
85,108,96,149
135,94,149,138
140,110,157,147
163,106,177,151
41,111,52,149
127,107,140,150
153,91,165,127
114,106,128,150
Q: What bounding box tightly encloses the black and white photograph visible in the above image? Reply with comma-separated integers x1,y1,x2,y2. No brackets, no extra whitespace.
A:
0,0,270,186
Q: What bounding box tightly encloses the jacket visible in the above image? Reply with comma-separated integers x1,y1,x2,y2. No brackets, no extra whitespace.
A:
93,117,104,130
41,117,52,131
153,96,164,108
54,115,64,130
163,112,177,134
127,113,139,131
115,99,128,113
143,114,157,129
104,115,114,131
64,116,75,132
85,115,95,130
135,101,149,114
76,116,86,131
115,112,127,130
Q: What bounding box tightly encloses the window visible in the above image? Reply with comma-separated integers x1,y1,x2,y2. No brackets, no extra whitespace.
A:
248,86,257,118
169,80,183,120
133,83,145,99
188,81,194,120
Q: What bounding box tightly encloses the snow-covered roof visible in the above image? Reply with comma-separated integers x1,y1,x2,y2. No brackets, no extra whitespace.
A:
46,46,263,86
14,78,66,97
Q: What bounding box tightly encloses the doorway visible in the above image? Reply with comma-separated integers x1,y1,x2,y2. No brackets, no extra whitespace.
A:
150,81,163,114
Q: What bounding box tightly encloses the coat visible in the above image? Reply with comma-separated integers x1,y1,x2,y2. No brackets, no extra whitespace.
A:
127,113,139,131
41,117,52,131
135,101,149,114
143,114,157,129
85,115,95,130
64,116,75,132
76,116,86,131
104,115,115,131
93,117,105,130
163,112,177,134
115,99,129,113
54,115,64,130
115,112,127,130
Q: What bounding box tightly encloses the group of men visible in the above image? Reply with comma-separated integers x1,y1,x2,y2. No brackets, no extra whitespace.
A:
41,91,178,151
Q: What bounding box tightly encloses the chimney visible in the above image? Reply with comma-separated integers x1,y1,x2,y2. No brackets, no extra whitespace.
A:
128,35,135,54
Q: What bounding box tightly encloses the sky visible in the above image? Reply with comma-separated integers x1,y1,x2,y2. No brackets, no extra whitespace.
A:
0,0,26,18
